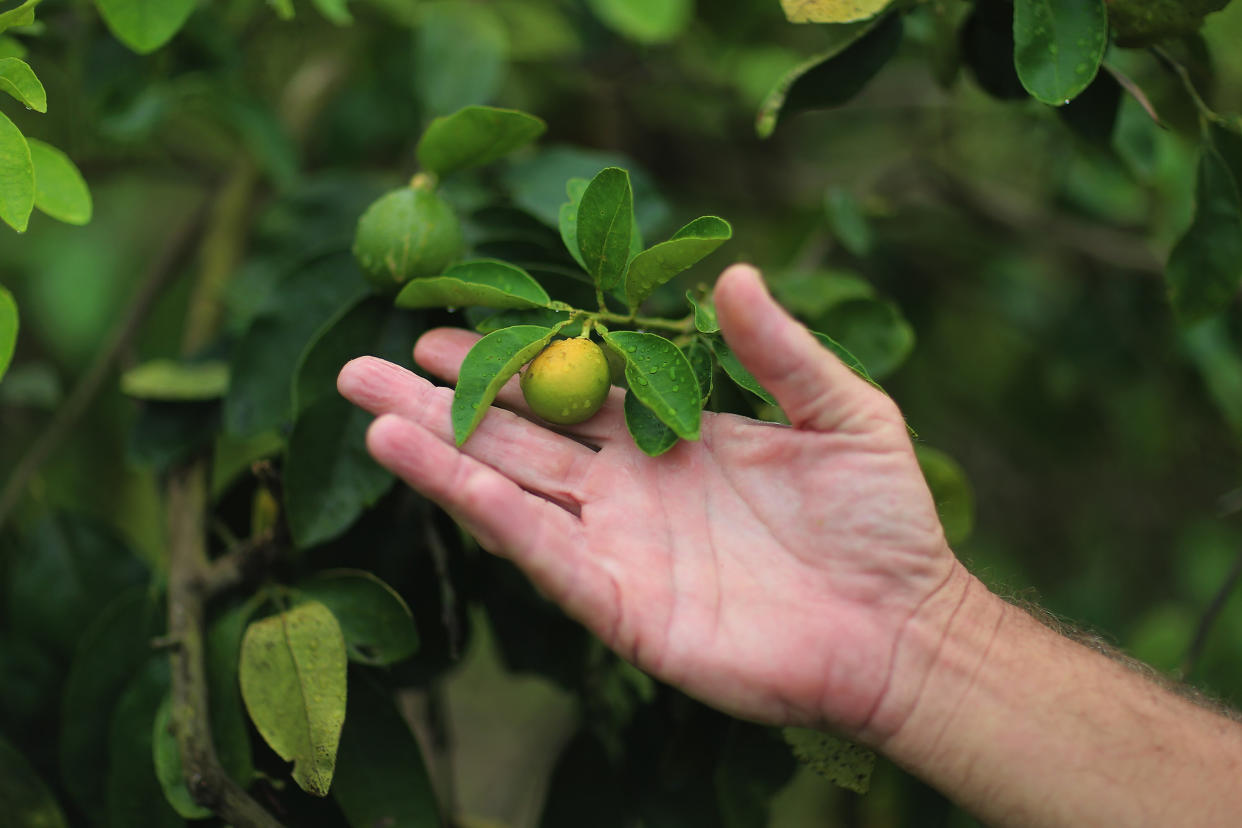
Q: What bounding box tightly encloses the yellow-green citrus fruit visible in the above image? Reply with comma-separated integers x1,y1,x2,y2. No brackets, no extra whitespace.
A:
521,338,612,425
352,186,463,292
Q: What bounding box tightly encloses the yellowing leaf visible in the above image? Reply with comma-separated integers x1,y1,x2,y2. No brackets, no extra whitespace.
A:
780,0,895,24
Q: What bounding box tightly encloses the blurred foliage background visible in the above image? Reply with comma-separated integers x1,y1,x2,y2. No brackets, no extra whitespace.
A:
2,0,1242,825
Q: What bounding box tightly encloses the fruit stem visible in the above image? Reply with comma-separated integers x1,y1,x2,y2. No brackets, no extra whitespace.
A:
588,309,694,333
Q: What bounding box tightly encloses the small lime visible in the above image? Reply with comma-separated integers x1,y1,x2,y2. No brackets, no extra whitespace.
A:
521,339,611,425
352,186,463,292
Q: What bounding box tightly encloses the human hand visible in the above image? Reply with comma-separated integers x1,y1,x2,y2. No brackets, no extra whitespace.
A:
337,264,965,741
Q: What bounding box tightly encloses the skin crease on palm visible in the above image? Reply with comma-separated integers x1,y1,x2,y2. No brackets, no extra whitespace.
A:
336,263,960,745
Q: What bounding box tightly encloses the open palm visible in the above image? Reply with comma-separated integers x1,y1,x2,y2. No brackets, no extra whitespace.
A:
338,265,960,740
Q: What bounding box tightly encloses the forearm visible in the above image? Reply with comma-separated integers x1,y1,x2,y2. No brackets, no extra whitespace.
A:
870,563,1242,827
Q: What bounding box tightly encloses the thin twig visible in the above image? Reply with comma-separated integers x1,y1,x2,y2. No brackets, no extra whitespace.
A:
1182,546,1242,676
0,198,211,531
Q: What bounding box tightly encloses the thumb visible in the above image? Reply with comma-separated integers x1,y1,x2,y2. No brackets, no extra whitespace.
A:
714,264,887,433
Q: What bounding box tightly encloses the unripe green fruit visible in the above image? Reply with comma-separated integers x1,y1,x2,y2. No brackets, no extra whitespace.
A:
521,338,611,425
352,184,463,292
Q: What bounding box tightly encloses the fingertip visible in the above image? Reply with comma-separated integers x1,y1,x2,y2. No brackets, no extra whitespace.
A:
414,327,480,373
337,356,371,397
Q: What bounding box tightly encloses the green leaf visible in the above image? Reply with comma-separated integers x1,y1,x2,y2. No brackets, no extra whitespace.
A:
603,330,701,440
151,694,212,819
1012,0,1107,106
267,0,294,20
0,57,44,111
0,0,41,33
687,292,719,334
780,0,895,23
0,284,15,381
395,259,551,310
205,598,260,790
558,177,590,271
684,338,714,404
417,105,546,177
309,0,352,25
756,14,902,139
121,359,229,401
0,109,33,232
1167,139,1242,324
106,657,182,828
770,269,875,319
782,728,875,794
810,331,882,390
711,338,778,407
585,0,692,44
0,731,69,828
332,676,441,828
576,167,635,291
285,394,394,548
61,588,161,816
414,2,507,117
623,389,679,457
623,216,732,310
824,187,872,256
452,324,557,445
292,294,421,417
95,0,196,54
914,445,975,546
240,601,348,797
225,251,370,436
819,298,914,380
27,138,92,225
293,570,420,666
7,514,147,658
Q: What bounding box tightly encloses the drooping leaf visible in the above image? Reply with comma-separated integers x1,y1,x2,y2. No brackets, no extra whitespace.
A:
820,298,915,380
576,167,635,291
558,177,590,271
95,0,196,54
0,284,15,381
914,445,975,546
26,138,92,227
395,259,551,310
0,57,44,111
756,14,902,139
205,598,261,790
0,0,42,33
106,657,182,828
332,676,441,828
585,0,692,44
711,338,778,407
414,2,507,117
309,0,352,25
624,390,679,457
151,695,211,819
417,105,546,177
285,394,394,549
61,589,160,816
239,601,348,797
292,295,421,416
780,0,895,24
687,291,719,334
1166,139,1242,324
603,330,701,440
0,109,33,232
1012,0,1107,106
121,359,229,401
7,514,147,658
0,731,69,828
782,728,875,794
684,338,714,404
225,251,370,436
452,324,557,445
623,216,731,310
293,570,420,666
824,187,872,256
